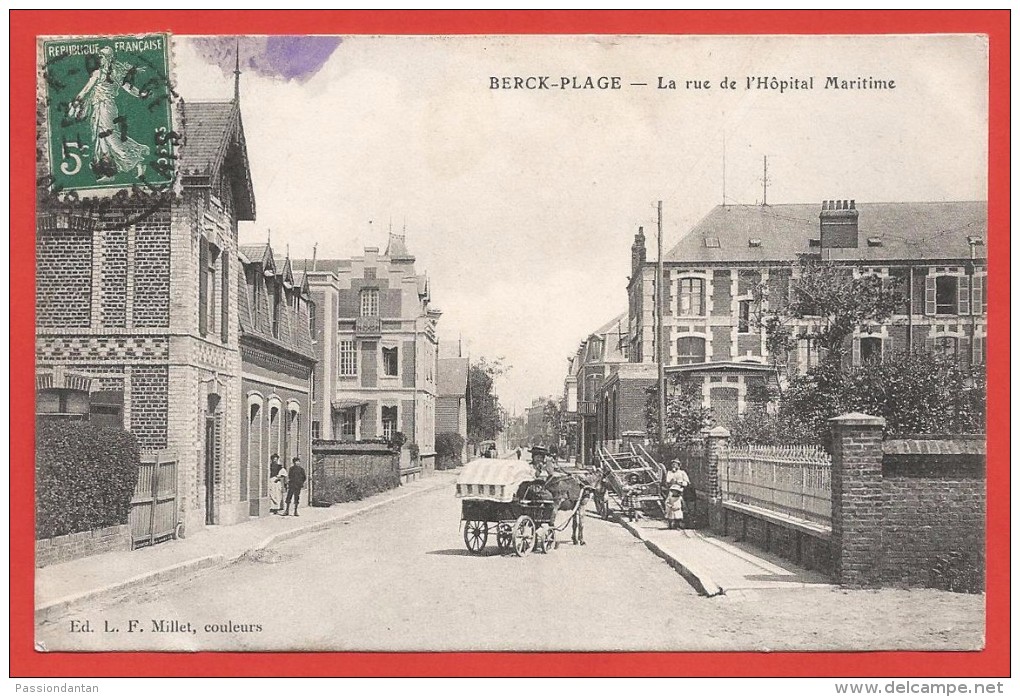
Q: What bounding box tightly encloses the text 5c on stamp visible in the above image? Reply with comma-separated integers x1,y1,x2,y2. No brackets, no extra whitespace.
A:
41,33,176,194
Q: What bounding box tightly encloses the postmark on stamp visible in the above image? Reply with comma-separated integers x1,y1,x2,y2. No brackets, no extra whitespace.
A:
40,33,176,194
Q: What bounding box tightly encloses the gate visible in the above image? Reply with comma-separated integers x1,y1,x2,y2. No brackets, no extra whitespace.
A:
129,450,180,548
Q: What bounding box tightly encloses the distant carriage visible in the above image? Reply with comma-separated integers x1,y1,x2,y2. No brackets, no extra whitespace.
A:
455,460,586,556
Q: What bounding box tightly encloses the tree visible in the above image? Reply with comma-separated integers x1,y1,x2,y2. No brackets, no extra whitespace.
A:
731,351,986,445
467,356,508,444
753,258,904,383
645,375,714,448
542,399,562,447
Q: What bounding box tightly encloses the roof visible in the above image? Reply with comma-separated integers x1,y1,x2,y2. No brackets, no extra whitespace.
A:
180,100,256,220
455,461,535,503
438,357,469,397
590,312,627,339
237,243,316,362
665,202,987,264
385,233,414,259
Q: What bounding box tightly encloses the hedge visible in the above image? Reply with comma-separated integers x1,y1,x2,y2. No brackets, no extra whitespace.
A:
435,431,465,470
311,473,399,506
36,421,140,539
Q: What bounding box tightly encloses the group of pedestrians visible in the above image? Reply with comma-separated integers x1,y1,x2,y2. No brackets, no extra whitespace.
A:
268,454,307,516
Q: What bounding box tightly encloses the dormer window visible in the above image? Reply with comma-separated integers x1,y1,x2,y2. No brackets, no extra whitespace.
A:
703,237,720,248
748,238,762,248
867,237,883,247
272,284,282,338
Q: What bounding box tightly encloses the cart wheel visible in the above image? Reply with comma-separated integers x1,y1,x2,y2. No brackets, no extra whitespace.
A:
511,515,536,557
496,523,513,552
538,527,556,554
463,520,488,553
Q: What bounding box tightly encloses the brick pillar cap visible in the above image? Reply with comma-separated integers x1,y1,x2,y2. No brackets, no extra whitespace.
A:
828,412,885,427
702,426,731,437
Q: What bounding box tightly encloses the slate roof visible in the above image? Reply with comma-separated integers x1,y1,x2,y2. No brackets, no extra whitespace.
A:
179,100,256,220
665,202,987,264
237,246,315,363
239,243,273,269
438,357,469,397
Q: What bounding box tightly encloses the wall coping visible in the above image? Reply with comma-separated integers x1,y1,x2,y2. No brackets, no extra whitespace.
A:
829,412,885,427
702,426,731,438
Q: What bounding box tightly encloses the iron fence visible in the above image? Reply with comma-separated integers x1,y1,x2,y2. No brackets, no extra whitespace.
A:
721,444,832,528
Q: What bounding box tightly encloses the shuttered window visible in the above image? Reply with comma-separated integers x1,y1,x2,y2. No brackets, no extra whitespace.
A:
199,238,209,335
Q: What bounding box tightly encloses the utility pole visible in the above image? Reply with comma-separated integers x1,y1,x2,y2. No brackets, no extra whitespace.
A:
656,200,666,449
762,155,769,206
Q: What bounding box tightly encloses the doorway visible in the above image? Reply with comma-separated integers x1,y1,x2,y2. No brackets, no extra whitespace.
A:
205,416,217,525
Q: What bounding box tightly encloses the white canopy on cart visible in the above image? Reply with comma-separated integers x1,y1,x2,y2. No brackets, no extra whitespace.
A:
455,460,535,503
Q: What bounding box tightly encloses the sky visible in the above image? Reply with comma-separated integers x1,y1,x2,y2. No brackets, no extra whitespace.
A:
175,34,988,413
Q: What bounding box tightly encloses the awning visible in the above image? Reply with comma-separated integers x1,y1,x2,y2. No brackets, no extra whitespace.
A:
332,400,369,411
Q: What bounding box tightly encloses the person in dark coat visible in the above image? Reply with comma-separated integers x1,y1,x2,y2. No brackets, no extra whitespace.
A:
283,456,307,517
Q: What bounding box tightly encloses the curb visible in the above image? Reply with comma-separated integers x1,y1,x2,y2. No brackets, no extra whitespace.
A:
611,512,725,597
35,554,225,624
36,474,456,621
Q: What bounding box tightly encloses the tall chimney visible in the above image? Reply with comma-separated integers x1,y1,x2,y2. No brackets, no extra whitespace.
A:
632,226,647,275
820,198,860,249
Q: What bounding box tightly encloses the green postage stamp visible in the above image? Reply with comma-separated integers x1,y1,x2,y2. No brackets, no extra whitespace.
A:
41,33,175,193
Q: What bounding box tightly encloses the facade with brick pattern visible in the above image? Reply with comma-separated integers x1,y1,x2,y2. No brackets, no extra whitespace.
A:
35,81,317,533
624,200,988,429
300,235,441,472
237,243,316,517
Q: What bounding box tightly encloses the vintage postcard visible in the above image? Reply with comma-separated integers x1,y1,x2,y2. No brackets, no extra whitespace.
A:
14,10,1008,678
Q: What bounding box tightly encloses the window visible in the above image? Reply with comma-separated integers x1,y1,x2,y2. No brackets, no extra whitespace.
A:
36,388,91,421
935,276,958,315
383,346,398,377
339,340,357,377
860,337,882,364
381,406,398,440
311,420,321,440
199,241,219,337
678,278,705,316
340,409,357,439
251,273,260,327
738,299,752,333
308,299,317,340
676,336,706,365
360,288,379,317
799,337,819,373
888,268,911,314
89,390,124,428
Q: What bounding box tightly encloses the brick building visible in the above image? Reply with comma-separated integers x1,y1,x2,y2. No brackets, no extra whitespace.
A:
301,234,441,472
625,200,988,428
565,313,627,465
237,243,316,516
36,86,267,530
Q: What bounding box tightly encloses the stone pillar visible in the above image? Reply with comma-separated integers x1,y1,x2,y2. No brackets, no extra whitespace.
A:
702,425,730,532
829,412,885,587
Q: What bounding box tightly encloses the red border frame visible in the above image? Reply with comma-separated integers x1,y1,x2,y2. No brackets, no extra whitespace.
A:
10,10,1010,677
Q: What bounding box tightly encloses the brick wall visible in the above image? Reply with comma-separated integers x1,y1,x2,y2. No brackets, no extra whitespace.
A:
37,229,92,328
100,229,128,327
617,377,655,433
132,208,172,328
880,448,984,590
711,270,731,317
35,524,131,568
130,365,169,449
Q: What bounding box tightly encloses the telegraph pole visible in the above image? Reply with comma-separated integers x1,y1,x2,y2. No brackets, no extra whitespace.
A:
656,200,666,448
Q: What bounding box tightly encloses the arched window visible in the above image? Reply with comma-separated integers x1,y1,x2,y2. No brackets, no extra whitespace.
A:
676,336,707,365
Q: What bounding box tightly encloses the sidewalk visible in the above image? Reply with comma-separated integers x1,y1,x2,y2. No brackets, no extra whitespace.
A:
613,514,834,597
36,469,459,621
